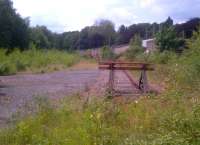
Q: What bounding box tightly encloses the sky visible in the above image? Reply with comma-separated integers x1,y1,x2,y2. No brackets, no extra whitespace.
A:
12,0,200,33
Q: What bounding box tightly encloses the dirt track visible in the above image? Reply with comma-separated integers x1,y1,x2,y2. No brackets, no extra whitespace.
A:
0,68,143,125
0,45,142,125
0,69,103,124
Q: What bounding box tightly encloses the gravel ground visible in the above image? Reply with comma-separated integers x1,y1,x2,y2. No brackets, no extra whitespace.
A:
0,69,101,125
0,65,144,126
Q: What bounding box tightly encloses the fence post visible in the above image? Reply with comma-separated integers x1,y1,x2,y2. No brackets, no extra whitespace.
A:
108,63,115,96
139,65,149,93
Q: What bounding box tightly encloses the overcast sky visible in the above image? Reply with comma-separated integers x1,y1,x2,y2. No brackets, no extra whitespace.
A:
12,0,200,33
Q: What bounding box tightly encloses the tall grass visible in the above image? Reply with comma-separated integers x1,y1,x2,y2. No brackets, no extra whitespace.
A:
0,49,80,75
0,43,200,145
100,46,116,60
0,92,200,145
0,31,200,145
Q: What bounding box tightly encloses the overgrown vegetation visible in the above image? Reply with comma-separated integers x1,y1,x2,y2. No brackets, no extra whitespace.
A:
100,46,116,60
0,1,200,144
0,0,29,50
126,35,144,60
0,49,80,75
156,26,184,52
0,28,200,145
1,0,200,51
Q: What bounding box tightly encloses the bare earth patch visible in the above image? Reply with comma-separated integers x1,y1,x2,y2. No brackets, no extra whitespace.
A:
0,49,162,126
0,68,100,125
69,60,98,70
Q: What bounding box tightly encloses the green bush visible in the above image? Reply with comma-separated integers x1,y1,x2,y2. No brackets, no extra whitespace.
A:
1,93,200,145
1,29,200,145
126,35,144,60
0,49,80,75
138,28,200,95
146,51,178,64
100,46,116,60
156,26,182,52
167,29,200,95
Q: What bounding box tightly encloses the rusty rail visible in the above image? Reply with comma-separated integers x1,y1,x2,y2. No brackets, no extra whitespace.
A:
99,66,154,71
99,61,153,65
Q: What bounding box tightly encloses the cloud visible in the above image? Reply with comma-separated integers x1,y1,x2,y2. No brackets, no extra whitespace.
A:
140,0,155,8
13,0,123,32
12,0,200,32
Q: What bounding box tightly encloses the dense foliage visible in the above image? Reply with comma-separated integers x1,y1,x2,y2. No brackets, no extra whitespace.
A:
0,1,200,144
1,26,200,145
126,35,144,60
156,26,181,52
0,48,80,75
117,17,200,45
100,46,115,60
0,0,29,51
0,0,199,52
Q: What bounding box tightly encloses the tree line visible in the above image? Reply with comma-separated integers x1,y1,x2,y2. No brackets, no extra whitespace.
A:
0,0,200,52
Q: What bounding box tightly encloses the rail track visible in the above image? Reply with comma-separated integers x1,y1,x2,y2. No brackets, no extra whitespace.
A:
0,59,155,125
99,61,155,97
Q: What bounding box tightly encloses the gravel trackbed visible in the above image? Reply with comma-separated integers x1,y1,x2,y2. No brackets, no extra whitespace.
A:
0,69,100,125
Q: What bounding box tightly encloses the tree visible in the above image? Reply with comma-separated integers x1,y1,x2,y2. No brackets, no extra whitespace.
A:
95,19,116,46
156,26,180,52
126,35,143,59
78,27,90,50
61,31,79,51
30,26,50,49
100,46,115,60
164,17,173,27
77,21,116,50
175,18,200,38
116,25,128,44
89,32,105,48
0,0,29,51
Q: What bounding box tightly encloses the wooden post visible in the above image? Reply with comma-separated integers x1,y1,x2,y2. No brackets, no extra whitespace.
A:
139,65,149,93
108,63,115,95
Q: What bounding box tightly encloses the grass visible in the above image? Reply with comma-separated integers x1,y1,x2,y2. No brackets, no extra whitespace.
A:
0,44,200,144
0,91,200,145
0,49,81,75
0,31,200,145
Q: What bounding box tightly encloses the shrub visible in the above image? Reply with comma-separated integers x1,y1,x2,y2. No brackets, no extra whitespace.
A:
100,46,115,60
156,26,182,52
147,51,178,64
1,28,200,145
0,49,80,75
126,35,144,60
1,93,200,145
168,28,200,95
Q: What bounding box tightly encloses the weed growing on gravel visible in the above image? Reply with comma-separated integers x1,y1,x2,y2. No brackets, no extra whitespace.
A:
1,29,200,145
0,91,200,145
0,49,80,75
100,46,116,60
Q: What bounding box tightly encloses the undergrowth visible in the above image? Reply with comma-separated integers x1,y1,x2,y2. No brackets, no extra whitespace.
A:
0,91,200,145
0,49,80,75
0,30,200,145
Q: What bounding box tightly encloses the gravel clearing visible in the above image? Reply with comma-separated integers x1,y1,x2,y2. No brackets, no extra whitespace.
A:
0,66,144,126
0,69,101,125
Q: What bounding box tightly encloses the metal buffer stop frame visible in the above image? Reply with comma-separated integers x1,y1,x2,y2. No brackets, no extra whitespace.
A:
99,61,155,96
